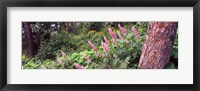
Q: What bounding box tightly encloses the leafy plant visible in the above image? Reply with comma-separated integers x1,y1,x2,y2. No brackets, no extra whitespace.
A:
22,22,178,69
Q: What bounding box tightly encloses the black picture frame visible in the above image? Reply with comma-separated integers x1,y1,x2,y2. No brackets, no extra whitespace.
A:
0,0,199,91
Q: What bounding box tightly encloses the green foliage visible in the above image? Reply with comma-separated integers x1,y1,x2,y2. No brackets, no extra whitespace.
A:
22,54,40,69
73,22,105,35
172,31,178,59
164,62,177,69
35,31,77,60
22,22,178,69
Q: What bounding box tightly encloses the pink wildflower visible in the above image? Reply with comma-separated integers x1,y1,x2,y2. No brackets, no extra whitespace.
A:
74,63,84,69
123,28,127,33
60,50,66,57
88,41,97,51
126,39,129,44
118,24,126,34
118,23,121,28
82,54,91,61
117,31,123,40
101,41,109,55
108,28,117,42
132,26,139,41
104,36,110,45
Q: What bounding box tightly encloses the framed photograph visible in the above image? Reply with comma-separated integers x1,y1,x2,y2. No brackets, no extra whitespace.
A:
0,0,199,91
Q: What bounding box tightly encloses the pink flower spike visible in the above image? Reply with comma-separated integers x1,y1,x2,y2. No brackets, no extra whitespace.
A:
132,26,139,41
123,28,127,33
88,41,97,51
108,28,117,41
118,23,122,28
60,50,66,57
118,24,126,34
117,31,123,40
104,36,110,45
101,41,109,55
82,54,91,61
74,63,84,69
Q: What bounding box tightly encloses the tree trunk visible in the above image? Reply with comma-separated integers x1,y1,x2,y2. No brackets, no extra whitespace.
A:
65,22,69,32
138,22,178,69
23,22,38,57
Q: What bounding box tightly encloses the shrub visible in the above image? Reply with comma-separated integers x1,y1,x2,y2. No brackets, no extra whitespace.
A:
22,22,178,69
35,30,77,60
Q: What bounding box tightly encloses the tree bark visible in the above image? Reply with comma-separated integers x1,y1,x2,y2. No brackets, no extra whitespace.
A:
65,22,69,32
23,22,38,57
138,22,178,69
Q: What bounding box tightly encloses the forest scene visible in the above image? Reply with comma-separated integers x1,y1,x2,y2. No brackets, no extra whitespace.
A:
22,22,178,69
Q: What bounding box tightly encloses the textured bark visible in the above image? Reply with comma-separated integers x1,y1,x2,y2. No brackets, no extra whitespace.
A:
65,22,69,32
138,22,178,69
24,22,38,57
